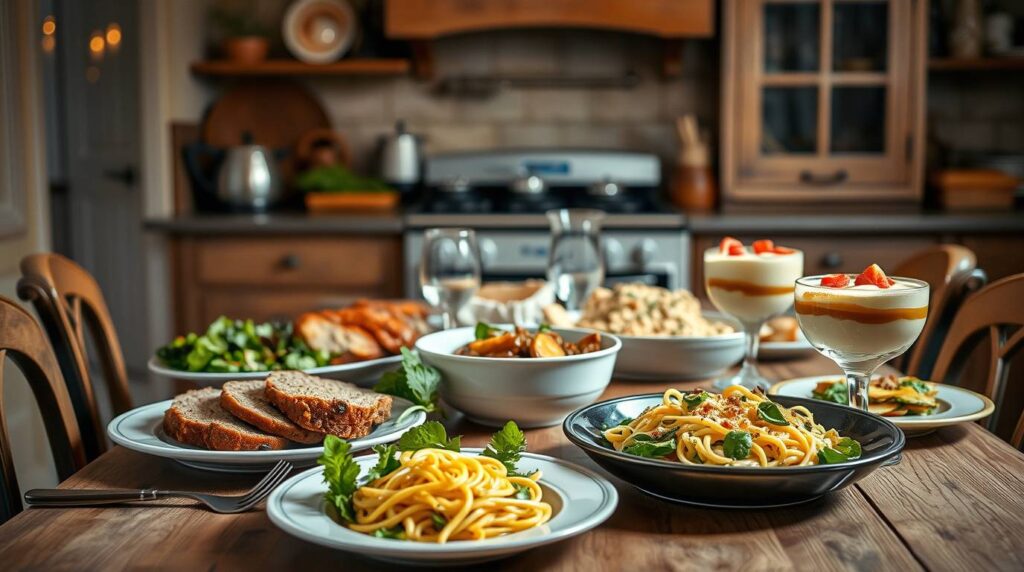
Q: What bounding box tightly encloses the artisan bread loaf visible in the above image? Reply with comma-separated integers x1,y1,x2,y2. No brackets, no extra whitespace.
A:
163,387,290,451
220,380,323,444
265,371,392,438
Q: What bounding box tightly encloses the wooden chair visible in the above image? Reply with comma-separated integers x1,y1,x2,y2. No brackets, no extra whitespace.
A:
0,296,87,523
932,274,1024,450
894,245,987,379
17,253,132,461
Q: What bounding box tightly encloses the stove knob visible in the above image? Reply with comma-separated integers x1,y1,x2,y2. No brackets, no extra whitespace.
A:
479,238,498,268
603,238,625,270
632,239,658,268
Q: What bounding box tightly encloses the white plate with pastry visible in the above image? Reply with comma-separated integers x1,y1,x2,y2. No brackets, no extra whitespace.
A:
108,373,426,472
757,316,815,360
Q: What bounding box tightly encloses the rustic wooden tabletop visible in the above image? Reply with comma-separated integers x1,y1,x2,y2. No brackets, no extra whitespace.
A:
1,353,1022,571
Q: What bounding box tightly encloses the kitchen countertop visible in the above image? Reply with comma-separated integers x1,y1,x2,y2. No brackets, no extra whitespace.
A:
144,209,1024,235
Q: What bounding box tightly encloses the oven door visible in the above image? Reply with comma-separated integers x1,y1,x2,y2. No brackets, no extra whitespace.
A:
480,265,676,289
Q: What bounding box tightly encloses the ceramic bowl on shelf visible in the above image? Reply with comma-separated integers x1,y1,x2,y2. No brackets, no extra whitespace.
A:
415,326,621,428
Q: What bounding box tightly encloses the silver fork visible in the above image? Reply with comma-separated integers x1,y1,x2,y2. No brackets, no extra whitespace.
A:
24,460,293,514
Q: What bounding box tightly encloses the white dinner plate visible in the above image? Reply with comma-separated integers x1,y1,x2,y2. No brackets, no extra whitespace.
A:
107,397,425,473
146,354,402,387
267,449,619,566
770,375,995,436
758,330,815,360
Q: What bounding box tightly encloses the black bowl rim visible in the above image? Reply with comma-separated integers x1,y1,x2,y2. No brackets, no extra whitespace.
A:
562,392,906,475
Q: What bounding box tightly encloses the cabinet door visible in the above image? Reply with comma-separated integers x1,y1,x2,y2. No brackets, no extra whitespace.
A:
724,0,924,202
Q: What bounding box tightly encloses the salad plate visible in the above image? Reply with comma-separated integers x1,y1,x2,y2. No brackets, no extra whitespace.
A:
146,355,402,386
107,397,425,472
770,376,995,435
266,449,618,566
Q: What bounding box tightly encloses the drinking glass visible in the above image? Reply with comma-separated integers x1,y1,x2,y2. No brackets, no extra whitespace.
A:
419,228,481,329
546,209,605,311
794,275,929,410
704,247,804,391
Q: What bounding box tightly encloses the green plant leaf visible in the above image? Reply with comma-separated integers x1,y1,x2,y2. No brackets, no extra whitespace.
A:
397,421,461,452
481,421,527,476
317,435,360,522
723,430,753,460
757,401,790,426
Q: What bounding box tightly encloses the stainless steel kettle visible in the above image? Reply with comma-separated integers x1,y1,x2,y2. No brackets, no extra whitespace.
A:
184,134,285,212
378,120,421,189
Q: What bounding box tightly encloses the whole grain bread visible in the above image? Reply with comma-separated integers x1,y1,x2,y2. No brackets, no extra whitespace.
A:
163,387,290,451
264,371,392,438
220,380,324,444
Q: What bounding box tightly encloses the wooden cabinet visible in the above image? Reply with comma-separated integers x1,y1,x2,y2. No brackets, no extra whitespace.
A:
173,235,403,332
721,0,927,203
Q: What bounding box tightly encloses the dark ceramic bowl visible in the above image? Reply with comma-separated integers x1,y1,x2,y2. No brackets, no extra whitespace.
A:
563,394,905,508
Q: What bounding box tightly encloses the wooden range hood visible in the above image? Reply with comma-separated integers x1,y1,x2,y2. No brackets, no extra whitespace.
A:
385,0,714,78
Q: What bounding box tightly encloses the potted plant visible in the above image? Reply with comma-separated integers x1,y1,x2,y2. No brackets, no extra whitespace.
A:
210,6,271,64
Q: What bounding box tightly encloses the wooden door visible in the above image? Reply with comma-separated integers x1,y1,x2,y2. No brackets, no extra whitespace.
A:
722,0,926,203
58,0,148,373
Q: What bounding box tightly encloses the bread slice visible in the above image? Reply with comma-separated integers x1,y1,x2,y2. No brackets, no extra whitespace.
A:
163,388,290,451
265,371,392,439
220,380,324,444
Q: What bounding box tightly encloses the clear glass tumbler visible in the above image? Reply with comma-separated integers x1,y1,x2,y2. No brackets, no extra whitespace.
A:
419,228,481,330
546,209,605,312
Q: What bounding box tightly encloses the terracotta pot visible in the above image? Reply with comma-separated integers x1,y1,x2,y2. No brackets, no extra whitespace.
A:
222,36,269,64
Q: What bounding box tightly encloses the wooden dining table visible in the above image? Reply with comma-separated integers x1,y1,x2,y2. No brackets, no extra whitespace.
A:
1,353,1022,571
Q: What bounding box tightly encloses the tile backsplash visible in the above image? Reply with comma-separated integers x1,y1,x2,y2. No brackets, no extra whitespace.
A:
928,72,1024,160
309,30,718,174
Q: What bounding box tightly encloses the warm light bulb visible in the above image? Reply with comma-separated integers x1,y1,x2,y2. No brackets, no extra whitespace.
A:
89,34,104,53
105,23,121,46
42,16,56,36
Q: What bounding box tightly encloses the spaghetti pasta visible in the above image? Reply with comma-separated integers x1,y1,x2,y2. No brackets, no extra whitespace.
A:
603,385,859,467
349,448,553,543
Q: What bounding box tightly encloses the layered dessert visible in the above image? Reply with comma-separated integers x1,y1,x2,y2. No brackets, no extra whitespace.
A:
704,238,804,325
794,264,929,358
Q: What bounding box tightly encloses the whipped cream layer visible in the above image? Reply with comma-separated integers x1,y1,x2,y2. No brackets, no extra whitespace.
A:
704,247,804,324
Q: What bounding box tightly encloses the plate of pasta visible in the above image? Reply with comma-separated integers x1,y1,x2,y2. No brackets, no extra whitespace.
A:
267,421,618,565
563,386,904,508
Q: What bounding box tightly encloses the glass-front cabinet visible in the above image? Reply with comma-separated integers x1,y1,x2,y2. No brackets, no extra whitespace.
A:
722,0,926,203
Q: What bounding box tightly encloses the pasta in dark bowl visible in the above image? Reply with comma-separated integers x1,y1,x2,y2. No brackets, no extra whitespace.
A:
563,392,904,508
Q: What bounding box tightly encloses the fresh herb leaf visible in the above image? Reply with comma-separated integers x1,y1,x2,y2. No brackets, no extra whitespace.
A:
631,434,654,442
833,437,862,459
363,444,400,483
899,377,932,395
317,435,361,522
371,526,406,539
682,391,710,410
397,421,461,452
623,439,676,458
723,430,753,460
374,348,443,421
430,512,447,530
481,421,528,476
812,381,848,404
513,483,532,500
757,401,790,426
475,322,497,340
817,448,847,464
537,323,552,333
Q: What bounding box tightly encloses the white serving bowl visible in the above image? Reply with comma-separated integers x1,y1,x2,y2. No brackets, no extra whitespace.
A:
611,313,745,380
415,326,621,428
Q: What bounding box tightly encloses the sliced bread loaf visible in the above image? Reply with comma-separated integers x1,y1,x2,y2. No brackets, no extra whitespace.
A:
220,380,324,444
265,371,392,439
163,387,290,451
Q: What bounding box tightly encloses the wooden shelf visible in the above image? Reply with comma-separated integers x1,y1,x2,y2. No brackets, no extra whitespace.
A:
190,59,411,77
929,57,1024,71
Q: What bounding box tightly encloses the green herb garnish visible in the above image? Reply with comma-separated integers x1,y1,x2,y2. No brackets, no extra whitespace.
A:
757,401,790,426
430,513,447,531
682,391,710,410
374,348,442,422
817,437,863,465
474,322,498,340
723,430,753,460
899,377,932,394
481,421,528,476
363,444,400,483
622,439,676,458
371,526,406,539
812,381,849,404
317,435,360,522
397,421,461,452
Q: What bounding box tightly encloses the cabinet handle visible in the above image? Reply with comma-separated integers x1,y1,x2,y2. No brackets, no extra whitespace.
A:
281,254,301,269
821,252,843,269
800,169,848,186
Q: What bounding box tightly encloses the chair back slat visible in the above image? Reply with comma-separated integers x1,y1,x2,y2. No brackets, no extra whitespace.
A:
895,245,986,379
17,254,132,460
0,296,86,523
932,273,1024,450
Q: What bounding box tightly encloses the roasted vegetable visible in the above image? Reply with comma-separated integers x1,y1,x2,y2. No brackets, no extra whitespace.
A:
455,323,602,359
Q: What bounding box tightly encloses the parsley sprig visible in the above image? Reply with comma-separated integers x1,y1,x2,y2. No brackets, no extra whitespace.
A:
374,348,443,422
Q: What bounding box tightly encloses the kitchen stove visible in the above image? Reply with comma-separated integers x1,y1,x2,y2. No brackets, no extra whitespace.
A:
403,149,690,297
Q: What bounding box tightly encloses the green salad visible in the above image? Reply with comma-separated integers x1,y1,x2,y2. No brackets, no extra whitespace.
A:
155,316,329,373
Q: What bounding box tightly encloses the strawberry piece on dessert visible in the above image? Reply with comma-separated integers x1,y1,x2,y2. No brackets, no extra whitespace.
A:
753,239,775,254
772,246,796,255
854,264,891,288
720,236,743,255
821,274,850,288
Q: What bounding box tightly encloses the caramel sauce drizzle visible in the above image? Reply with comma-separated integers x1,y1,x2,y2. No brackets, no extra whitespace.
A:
795,291,927,324
707,278,794,297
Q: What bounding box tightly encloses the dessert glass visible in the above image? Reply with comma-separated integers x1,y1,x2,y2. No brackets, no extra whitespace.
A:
794,276,929,411
704,247,804,390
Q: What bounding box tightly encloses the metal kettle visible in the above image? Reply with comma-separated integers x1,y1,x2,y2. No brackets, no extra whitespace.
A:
184,134,285,212
378,120,421,189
